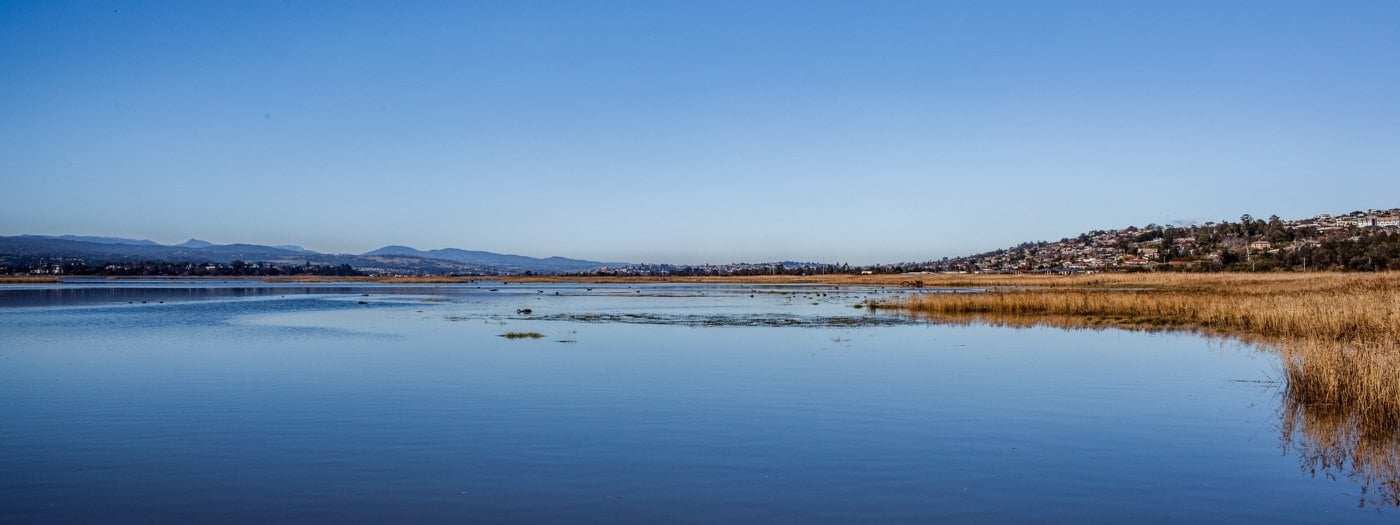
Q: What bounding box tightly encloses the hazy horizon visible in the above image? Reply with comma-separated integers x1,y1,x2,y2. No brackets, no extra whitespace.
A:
4,2,1398,265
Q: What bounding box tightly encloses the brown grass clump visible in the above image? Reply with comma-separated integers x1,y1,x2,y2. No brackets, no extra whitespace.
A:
0,276,62,283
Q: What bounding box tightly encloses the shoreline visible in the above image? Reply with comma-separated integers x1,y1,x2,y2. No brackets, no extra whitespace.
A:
10,271,1393,289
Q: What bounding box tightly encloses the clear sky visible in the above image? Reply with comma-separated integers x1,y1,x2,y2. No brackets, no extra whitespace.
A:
2,1,1398,265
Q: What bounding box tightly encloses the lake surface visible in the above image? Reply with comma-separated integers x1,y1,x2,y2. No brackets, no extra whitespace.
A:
0,279,1393,523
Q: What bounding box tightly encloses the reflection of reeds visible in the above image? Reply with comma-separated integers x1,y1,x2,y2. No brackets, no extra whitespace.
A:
890,272,1400,504
1282,374,1400,508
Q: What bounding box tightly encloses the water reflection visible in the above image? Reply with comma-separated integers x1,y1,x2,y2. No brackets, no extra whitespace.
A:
1282,385,1400,508
0,281,462,308
907,310,1400,507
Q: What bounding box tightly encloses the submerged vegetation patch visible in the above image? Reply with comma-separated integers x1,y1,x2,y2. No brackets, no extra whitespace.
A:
532,312,912,328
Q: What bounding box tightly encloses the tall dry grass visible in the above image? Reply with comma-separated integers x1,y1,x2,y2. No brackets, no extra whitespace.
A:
894,272,1399,343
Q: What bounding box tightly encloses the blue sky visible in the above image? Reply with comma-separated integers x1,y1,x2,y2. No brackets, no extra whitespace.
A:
3,1,1398,265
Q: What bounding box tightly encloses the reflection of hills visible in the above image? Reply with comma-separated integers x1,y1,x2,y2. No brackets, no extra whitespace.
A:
901,309,1400,507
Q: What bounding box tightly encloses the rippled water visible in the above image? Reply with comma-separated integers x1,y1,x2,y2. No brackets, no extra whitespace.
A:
0,280,1391,523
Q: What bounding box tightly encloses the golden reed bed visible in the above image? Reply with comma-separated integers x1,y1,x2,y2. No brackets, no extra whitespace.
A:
887,272,1400,506
894,272,1398,342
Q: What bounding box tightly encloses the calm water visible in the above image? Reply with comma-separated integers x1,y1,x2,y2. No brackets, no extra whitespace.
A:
0,280,1391,523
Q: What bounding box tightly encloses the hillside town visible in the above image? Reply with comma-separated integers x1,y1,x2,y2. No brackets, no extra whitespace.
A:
891,208,1400,274
567,208,1400,277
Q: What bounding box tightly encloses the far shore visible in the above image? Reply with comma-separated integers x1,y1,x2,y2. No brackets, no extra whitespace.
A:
10,271,1400,289
265,272,1352,288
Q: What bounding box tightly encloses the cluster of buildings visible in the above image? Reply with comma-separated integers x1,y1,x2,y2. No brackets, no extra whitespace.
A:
1293,210,1400,230
922,208,1400,274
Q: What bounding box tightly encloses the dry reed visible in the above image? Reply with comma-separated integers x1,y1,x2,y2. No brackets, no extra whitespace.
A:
896,272,1399,343
0,276,62,283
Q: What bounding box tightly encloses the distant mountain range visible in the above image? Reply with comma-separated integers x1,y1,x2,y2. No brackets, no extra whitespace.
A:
0,235,625,275
28,234,162,246
361,245,628,273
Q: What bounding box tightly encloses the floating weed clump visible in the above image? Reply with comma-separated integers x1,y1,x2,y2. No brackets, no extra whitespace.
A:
499,331,544,339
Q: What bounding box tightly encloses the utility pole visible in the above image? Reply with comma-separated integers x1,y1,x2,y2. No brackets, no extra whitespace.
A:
1246,237,1254,272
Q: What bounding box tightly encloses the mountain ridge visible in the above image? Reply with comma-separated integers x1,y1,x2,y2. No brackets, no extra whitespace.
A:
22,234,159,246
360,245,622,273
0,235,624,275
